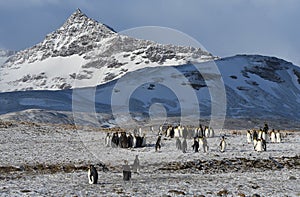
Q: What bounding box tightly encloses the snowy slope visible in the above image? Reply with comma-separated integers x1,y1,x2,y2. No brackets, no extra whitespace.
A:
0,9,214,92
218,55,300,119
1,55,300,126
104,54,300,121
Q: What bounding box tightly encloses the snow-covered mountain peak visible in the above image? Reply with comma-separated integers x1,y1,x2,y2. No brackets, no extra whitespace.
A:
60,8,116,37
0,9,215,92
3,9,117,68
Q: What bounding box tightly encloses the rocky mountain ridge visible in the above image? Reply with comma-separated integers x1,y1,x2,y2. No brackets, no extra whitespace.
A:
0,9,214,92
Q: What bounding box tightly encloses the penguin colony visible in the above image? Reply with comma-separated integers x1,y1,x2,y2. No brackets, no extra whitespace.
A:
246,123,282,152
104,123,282,154
89,122,284,183
105,130,146,149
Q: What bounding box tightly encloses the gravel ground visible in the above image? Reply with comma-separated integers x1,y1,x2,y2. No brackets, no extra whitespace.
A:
0,121,299,196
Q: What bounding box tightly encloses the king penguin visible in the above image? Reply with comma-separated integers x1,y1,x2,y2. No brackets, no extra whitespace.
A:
276,130,281,143
255,139,263,152
220,136,226,152
88,165,98,184
270,129,276,143
247,130,252,144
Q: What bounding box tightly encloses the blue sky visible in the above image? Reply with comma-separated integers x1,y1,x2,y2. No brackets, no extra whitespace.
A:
0,0,299,65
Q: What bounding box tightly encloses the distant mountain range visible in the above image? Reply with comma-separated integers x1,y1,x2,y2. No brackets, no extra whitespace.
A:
0,9,300,128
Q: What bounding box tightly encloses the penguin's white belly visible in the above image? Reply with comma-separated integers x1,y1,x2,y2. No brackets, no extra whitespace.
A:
105,136,111,147
276,133,281,143
133,137,137,148
166,129,171,137
256,141,263,152
262,132,266,140
221,141,226,152
88,169,94,184
199,139,204,145
210,129,214,137
247,133,252,143
271,133,276,143
174,129,180,138
205,129,209,137
179,128,183,137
